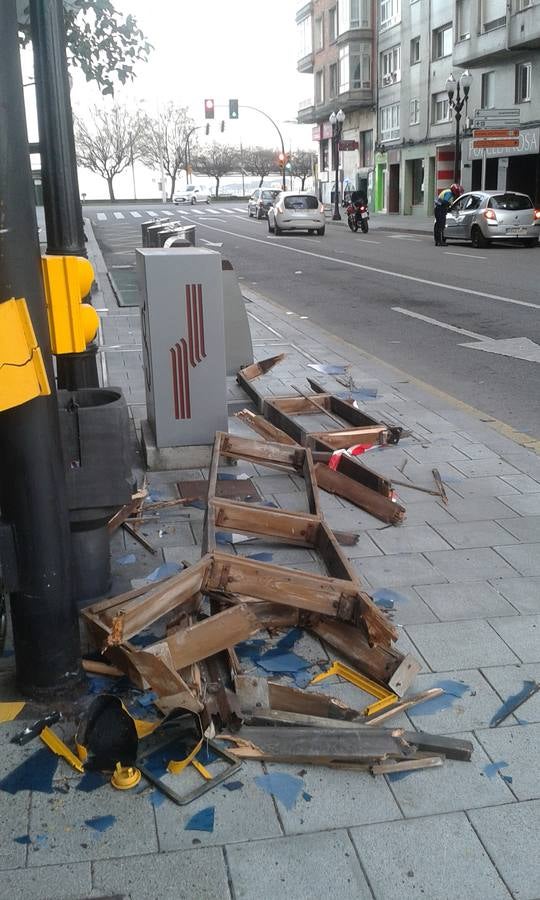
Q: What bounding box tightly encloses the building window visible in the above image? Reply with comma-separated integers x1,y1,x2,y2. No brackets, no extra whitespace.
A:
516,62,531,102
456,0,471,40
517,0,532,8
410,36,420,63
481,0,506,31
481,71,495,108
315,16,324,50
315,69,324,104
329,6,338,41
329,63,339,98
411,159,424,205
380,102,400,141
380,0,401,29
297,16,312,60
432,91,450,123
409,98,420,124
338,0,370,31
359,129,374,166
381,45,401,84
432,23,452,58
321,140,329,171
339,42,371,91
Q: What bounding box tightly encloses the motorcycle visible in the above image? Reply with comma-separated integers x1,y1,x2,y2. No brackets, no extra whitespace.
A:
346,200,369,233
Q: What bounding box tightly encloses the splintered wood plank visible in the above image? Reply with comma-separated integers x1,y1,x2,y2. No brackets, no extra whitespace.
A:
206,552,397,645
232,725,412,763
235,409,297,445
309,617,405,686
239,353,285,380
234,676,359,721
364,688,444,725
315,463,406,525
302,445,321,516
309,427,386,449
315,522,359,583
120,645,203,707
211,498,320,545
218,432,305,471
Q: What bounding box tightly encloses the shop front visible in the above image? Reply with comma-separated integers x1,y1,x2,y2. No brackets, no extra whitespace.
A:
463,128,540,203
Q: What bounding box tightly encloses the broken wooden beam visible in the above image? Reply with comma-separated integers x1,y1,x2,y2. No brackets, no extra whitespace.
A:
315,463,406,525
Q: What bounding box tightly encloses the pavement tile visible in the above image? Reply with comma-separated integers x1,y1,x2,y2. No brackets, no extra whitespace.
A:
393,630,431,673
0,790,30,870
481,663,540,724
350,812,511,900
415,582,518,621
446,497,519,521
475,723,540,801
252,475,300,494
406,668,506,733
368,524,451,555
154,763,281,851
488,615,540,663
431,520,518,550
340,533,383,558
93,847,231,900
498,494,540,516
499,451,540,479
377,586,438,626
405,621,519,671
405,445,470,464
356,554,446,588
271,491,310,512
264,761,401,833
395,500,455,526
451,458,521,478
0,862,92,899
459,443,499,459
162,546,205,566
471,801,540,900
27,784,158,866
500,473,540,493
127,520,195,549
451,476,521,498
226,830,372,900
497,516,540,543
387,731,514,817
424,548,518,582
494,543,540,577
491,577,540,614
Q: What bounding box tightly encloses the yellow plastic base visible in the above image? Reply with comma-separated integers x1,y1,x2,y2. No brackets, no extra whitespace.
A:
111,762,142,790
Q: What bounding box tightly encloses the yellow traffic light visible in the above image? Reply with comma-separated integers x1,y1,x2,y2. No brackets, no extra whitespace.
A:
0,297,50,412
41,255,99,354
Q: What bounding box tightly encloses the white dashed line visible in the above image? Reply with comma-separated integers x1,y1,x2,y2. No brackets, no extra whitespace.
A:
96,213,106,220
113,212,125,219
130,211,142,218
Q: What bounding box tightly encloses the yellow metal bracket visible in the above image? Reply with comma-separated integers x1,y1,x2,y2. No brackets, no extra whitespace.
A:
40,726,85,773
0,297,50,412
310,660,398,716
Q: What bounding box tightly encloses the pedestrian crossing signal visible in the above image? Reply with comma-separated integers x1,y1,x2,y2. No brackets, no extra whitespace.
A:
204,99,214,119
229,99,239,119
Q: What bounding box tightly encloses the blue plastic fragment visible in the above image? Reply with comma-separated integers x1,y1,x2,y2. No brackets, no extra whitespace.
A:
0,747,58,795
217,472,237,481
302,791,312,802
257,651,311,675
490,680,538,727
235,638,266,661
293,670,314,689
276,627,303,651
76,771,108,793
223,780,243,792
14,835,31,845
130,631,161,649
308,363,349,375
136,691,158,708
410,679,470,717
387,770,417,782
116,553,136,566
483,761,509,780
351,387,378,401
502,775,513,784
145,562,181,583
148,489,164,502
84,814,116,833
254,772,304,810
197,744,219,765
247,552,274,562
185,806,215,832
260,500,278,509
373,588,408,610
149,790,166,808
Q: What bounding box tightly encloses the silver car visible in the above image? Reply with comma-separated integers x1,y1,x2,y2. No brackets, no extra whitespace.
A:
268,192,325,236
445,190,540,248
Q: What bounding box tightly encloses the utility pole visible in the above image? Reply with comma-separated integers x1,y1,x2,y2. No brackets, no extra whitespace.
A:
0,0,82,696
30,0,99,390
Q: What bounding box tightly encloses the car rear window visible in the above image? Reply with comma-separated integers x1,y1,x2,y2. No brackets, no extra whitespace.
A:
488,194,532,211
284,195,318,210
262,190,278,200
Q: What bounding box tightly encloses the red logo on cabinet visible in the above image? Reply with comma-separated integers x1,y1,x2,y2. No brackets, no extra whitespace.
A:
170,283,207,420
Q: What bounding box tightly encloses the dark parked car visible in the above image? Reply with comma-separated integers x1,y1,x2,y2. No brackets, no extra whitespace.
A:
248,188,281,219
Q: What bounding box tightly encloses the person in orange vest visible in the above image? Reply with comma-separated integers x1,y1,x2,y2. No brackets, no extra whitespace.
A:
434,183,463,246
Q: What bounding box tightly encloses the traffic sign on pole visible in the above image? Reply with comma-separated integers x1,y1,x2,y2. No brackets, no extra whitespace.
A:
472,127,520,150
473,107,520,129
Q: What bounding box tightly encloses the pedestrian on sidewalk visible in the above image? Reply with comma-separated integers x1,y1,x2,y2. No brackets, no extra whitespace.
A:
434,183,463,246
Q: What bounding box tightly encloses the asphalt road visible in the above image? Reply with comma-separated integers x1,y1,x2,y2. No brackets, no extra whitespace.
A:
88,200,540,439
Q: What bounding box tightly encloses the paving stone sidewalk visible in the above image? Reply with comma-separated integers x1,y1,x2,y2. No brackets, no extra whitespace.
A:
1,227,539,900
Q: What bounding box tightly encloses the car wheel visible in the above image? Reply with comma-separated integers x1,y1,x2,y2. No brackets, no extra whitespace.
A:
268,218,274,233
274,221,282,236
317,227,325,236
524,238,538,248
471,226,488,249
248,207,253,217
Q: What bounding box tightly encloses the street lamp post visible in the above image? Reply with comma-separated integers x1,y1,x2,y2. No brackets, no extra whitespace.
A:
445,70,473,184
329,109,345,221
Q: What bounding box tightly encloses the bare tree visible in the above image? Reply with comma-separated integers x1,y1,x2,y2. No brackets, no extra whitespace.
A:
290,149,316,190
192,143,239,198
139,104,196,200
242,146,276,187
75,105,142,200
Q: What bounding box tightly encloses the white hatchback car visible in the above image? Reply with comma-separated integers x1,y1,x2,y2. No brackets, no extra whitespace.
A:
268,192,325,235
173,185,211,205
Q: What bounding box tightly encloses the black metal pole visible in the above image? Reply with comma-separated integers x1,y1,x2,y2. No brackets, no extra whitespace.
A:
0,0,82,697
332,123,341,221
30,0,99,390
453,83,462,184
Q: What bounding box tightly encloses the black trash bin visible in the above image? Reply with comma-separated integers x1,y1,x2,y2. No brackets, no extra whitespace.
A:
57,388,133,603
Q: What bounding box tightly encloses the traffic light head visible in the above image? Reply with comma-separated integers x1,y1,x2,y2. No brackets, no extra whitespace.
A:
41,255,99,355
278,152,286,168
204,98,215,119
229,99,239,119
205,123,210,135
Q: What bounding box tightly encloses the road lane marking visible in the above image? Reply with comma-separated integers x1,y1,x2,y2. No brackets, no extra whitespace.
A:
389,234,422,241
130,211,142,218
113,212,125,219
180,218,540,312
392,308,488,340
145,210,158,216
445,251,486,259
233,207,247,213
96,213,106,220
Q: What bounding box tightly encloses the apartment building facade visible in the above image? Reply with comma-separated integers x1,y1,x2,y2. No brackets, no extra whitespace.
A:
297,0,377,203
297,0,540,213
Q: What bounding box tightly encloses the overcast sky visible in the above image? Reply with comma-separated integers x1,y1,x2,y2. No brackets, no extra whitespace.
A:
26,0,314,199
